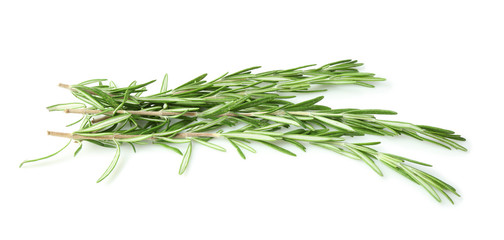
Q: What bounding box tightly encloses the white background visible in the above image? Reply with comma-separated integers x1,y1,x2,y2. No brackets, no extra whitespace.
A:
1,0,503,239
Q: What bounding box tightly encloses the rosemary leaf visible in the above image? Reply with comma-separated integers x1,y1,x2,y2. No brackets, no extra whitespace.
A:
258,141,296,157
178,142,193,175
96,139,121,183
77,114,132,133
19,140,72,167
256,114,301,127
192,138,226,152
227,138,246,159
155,143,183,156
160,74,169,93
47,102,86,111
220,133,276,141
313,115,354,132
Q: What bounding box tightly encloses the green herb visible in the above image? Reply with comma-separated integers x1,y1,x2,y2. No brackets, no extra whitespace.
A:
21,60,466,203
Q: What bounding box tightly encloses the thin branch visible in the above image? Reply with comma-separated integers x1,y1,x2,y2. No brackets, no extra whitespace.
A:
47,131,219,140
58,83,71,89
64,108,311,117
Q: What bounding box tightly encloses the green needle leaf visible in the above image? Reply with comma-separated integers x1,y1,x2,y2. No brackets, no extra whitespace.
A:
345,144,383,176
160,73,169,93
199,96,248,117
220,133,276,141
378,120,423,131
227,66,261,76
174,74,207,90
77,79,108,86
258,141,296,157
72,87,105,109
96,139,121,183
285,96,324,111
284,111,307,129
155,143,183,155
156,137,192,143
417,125,455,134
77,114,131,133
256,114,300,127
66,115,86,127
284,139,306,152
112,81,136,115
399,165,441,202
128,143,137,153
227,138,246,159
252,76,292,81
75,85,118,108
192,138,226,152
282,134,341,142
383,153,433,167
347,109,398,115
313,115,355,132
312,143,360,160
47,102,86,111
108,79,156,93
178,141,193,175
228,140,255,153
74,141,83,157
20,140,72,167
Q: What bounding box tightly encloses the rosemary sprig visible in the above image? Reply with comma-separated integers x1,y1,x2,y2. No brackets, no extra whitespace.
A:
21,60,466,203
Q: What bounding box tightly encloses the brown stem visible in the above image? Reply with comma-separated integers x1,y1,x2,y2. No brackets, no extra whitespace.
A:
58,83,71,89
47,131,219,141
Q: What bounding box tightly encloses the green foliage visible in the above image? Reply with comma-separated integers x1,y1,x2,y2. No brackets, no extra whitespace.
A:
20,60,466,203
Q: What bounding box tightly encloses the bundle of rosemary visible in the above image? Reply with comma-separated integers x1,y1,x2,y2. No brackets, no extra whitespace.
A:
21,60,466,203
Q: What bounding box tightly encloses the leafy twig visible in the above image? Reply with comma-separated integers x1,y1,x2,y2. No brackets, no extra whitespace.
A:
21,60,466,203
